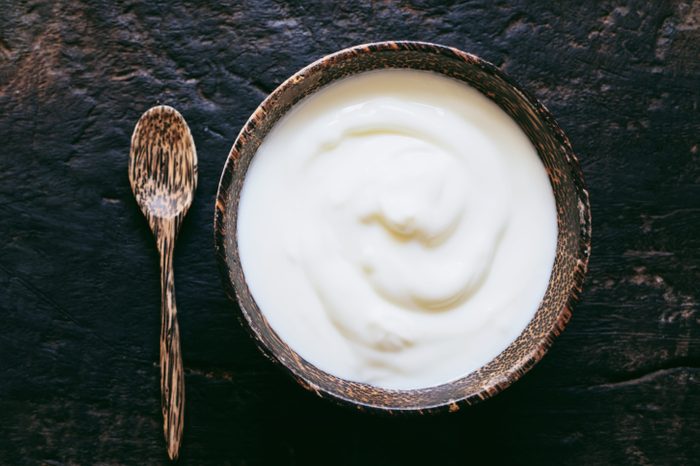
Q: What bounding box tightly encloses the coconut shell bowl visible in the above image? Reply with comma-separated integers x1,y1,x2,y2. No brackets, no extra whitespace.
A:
214,41,591,413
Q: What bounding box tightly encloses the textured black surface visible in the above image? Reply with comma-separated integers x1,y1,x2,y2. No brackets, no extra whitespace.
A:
0,1,698,465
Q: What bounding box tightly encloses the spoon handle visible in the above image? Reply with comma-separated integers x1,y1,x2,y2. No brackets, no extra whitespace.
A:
158,225,185,460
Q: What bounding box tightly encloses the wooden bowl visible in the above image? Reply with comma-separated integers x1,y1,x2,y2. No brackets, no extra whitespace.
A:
214,41,591,413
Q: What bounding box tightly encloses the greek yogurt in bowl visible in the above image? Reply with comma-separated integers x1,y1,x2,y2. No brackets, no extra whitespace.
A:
236,69,557,390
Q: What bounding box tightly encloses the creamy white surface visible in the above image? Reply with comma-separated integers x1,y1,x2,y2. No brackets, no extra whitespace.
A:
237,70,557,390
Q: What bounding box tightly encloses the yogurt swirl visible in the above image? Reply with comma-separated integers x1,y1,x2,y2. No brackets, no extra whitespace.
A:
238,70,557,389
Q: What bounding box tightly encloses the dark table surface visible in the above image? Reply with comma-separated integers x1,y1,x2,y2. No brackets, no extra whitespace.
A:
1,1,699,465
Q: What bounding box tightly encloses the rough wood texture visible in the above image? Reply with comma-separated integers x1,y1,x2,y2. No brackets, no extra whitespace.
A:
129,105,198,460
0,1,698,465
215,41,591,413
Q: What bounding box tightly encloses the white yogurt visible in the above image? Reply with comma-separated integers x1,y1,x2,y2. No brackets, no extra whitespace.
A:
237,70,557,390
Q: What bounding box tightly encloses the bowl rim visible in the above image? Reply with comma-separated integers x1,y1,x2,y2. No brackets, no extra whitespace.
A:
214,40,592,414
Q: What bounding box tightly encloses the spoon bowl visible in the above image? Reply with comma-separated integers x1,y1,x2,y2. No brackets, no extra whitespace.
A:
129,106,197,226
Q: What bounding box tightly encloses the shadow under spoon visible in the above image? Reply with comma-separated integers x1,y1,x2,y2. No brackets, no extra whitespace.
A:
129,105,198,460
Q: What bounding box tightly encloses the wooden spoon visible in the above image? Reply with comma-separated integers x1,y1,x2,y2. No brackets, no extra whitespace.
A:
129,105,197,460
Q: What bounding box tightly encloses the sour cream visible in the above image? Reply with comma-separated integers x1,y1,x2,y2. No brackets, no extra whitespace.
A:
237,70,557,389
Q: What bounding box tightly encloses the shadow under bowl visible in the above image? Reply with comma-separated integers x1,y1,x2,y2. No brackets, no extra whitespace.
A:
214,41,591,413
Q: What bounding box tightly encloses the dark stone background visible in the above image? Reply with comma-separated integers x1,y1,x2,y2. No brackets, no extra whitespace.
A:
1,1,698,464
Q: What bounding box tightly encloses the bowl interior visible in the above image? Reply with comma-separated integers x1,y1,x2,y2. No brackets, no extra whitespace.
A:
214,42,591,413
